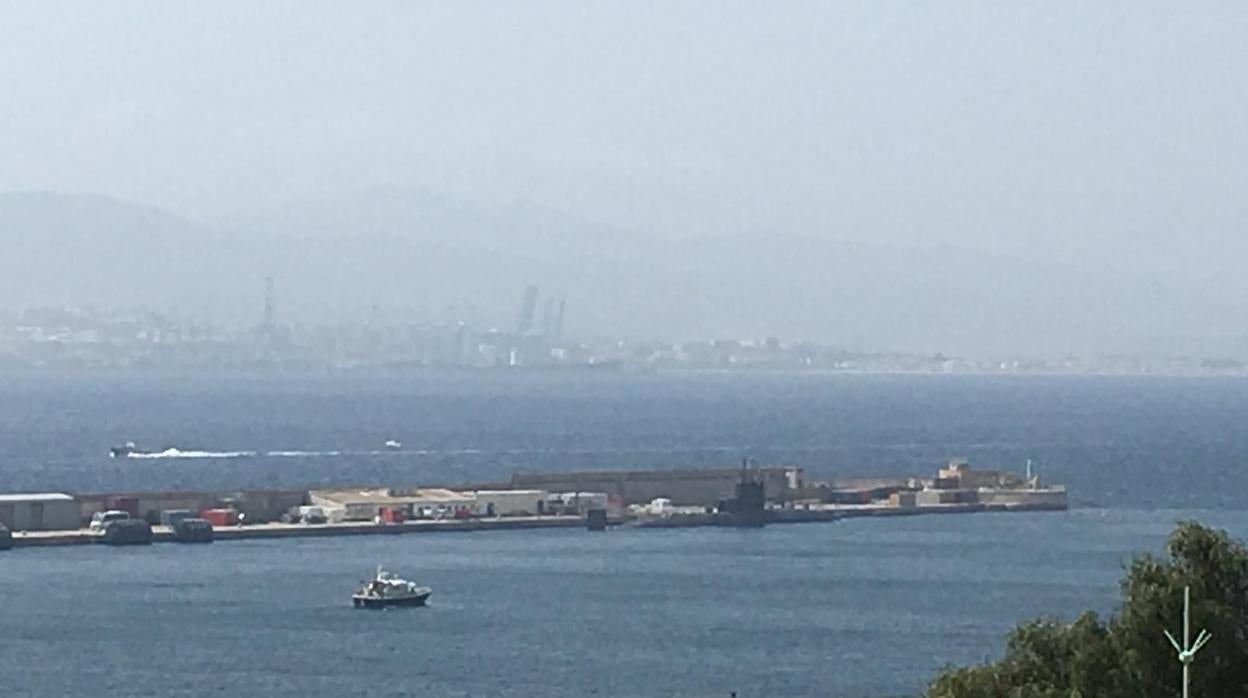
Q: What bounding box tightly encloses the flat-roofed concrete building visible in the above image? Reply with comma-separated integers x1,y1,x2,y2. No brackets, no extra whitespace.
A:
309,488,477,521
0,493,81,531
935,459,1023,489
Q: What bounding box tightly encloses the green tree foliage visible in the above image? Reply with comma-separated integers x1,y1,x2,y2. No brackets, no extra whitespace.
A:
926,521,1248,698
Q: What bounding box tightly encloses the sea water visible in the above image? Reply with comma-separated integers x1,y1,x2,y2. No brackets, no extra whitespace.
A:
2,371,1247,697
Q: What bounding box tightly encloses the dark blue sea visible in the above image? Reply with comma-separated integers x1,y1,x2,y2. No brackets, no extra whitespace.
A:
2,371,1248,697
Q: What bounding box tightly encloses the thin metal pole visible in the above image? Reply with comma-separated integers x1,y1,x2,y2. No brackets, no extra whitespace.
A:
1183,586,1190,698
1184,649,1190,698
1164,585,1210,698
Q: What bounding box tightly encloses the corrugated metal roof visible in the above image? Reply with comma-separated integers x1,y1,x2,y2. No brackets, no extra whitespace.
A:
0,493,74,503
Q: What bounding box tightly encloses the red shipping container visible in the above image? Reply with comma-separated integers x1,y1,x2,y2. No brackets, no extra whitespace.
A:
380,507,405,524
199,508,238,527
111,497,140,517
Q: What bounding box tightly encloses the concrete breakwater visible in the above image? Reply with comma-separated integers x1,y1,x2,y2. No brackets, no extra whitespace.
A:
7,499,1067,548
0,459,1066,549
10,515,591,547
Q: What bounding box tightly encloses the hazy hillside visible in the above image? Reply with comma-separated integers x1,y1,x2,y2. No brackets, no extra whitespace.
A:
0,192,230,315
661,234,1247,356
2,190,1245,358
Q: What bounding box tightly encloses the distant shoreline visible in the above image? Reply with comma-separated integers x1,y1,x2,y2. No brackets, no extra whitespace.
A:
0,365,1245,380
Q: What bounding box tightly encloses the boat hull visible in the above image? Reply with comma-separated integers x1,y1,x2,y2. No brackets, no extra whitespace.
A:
352,592,430,609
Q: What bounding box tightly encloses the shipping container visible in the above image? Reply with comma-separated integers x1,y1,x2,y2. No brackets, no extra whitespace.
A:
379,507,406,524
111,496,140,517
199,508,238,527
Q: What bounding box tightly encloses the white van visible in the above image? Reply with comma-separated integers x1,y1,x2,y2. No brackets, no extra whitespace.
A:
89,510,130,532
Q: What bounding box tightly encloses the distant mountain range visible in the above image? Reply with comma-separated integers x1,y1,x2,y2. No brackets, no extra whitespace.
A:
2,190,1245,358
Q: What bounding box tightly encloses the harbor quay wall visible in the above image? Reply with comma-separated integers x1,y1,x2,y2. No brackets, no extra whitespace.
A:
9,515,591,547
976,487,1068,509
6,500,1069,548
508,466,803,507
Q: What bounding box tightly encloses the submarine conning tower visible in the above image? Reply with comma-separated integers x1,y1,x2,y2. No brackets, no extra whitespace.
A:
716,458,768,526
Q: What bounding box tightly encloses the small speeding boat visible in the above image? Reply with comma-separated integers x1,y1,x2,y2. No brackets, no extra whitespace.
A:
384,440,402,450
352,567,431,609
109,442,178,458
109,442,139,458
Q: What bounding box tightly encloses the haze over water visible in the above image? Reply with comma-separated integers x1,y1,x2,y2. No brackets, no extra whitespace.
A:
4,4,1248,356
3,372,1247,696
3,3,1247,694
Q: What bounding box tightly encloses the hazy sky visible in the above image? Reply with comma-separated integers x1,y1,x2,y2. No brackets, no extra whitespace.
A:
2,2,1245,276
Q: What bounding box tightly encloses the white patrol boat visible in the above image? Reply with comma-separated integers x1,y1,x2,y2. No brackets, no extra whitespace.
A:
352,566,432,609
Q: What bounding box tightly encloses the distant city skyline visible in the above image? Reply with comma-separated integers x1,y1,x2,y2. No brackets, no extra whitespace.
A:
2,296,1245,376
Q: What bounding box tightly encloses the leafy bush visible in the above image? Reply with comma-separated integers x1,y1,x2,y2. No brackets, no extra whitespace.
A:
927,521,1248,698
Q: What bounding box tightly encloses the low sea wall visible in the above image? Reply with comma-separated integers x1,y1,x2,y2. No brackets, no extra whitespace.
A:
509,466,803,506
10,515,590,547
4,499,1069,549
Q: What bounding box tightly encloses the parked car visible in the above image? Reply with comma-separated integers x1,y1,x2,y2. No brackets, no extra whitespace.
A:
89,510,130,532
159,509,195,527
296,505,327,524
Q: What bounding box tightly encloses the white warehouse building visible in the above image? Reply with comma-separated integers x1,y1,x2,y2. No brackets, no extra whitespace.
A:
473,490,547,517
0,493,81,531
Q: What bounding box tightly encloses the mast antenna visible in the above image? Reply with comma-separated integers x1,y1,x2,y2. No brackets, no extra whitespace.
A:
1163,585,1212,698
